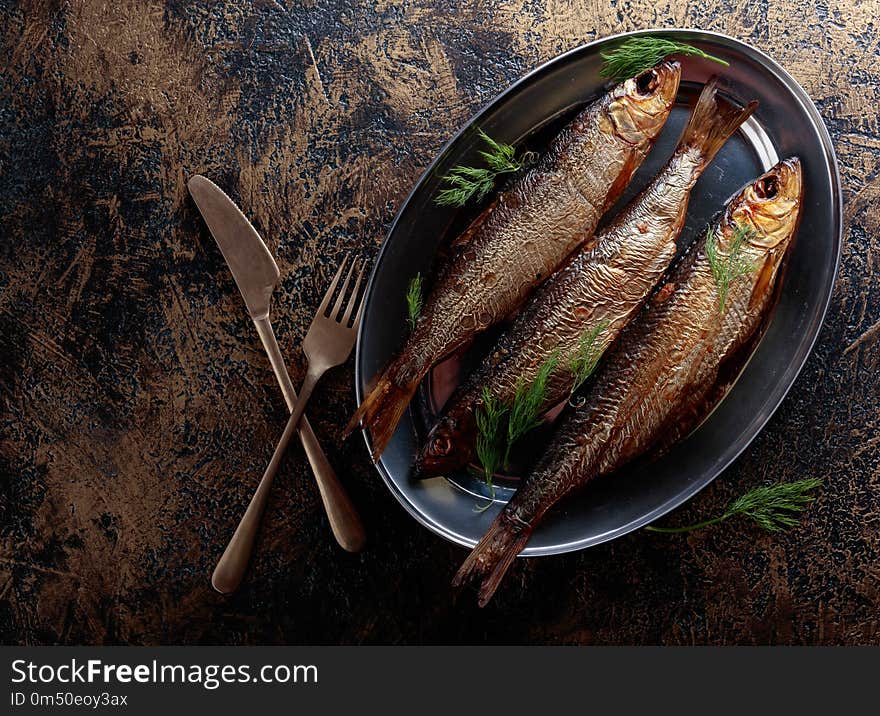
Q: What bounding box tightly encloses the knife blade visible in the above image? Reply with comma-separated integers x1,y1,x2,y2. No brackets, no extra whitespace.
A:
187,175,279,320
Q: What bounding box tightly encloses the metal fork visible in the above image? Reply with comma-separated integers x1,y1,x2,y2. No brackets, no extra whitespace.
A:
212,256,367,594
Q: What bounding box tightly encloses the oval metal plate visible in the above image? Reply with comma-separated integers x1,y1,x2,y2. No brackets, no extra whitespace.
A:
354,29,842,556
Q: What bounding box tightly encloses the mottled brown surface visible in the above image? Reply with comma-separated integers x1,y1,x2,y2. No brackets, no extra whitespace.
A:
1,1,877,645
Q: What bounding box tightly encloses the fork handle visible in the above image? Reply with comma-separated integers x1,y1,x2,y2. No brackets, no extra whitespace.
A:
286,369,319,434
253,318,366,551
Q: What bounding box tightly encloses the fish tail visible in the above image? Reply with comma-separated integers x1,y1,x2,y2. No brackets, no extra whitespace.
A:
678,77,758,165
452,511,532,607
345,356,421,461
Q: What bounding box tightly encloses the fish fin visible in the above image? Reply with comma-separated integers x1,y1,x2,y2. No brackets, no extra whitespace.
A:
449,198,499,249
748,252,778,312
602,147,644,212
345,358,420,461
678,77,757,166
452,512,531,607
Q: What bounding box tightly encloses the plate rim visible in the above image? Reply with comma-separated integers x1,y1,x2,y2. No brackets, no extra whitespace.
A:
354,27,843,555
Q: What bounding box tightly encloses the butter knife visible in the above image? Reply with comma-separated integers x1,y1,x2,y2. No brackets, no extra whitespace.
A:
188,176,365,585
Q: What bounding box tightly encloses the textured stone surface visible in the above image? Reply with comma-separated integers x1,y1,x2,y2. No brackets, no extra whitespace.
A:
1,1,878,645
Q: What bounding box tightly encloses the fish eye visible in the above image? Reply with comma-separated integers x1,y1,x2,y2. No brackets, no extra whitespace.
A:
755,176,779,199
635,68,659,96
431,436,452,456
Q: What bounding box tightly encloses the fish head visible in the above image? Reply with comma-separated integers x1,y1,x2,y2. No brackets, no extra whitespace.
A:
608,60,681,144
727,157,803,252
412,414,472,479
720,158,803,309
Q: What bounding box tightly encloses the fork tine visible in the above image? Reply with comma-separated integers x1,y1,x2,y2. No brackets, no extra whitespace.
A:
342,262,366,326
317,256,348,316
351,273,367,330
331,258,357,321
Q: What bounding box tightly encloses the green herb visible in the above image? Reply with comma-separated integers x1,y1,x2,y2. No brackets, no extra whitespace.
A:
600,37,729,82
472,353,558,501
705,223,756,314
405,273,423,331
504,352,558,468
473,386,507,512
569,321,609,404
645,478,822,534
435,129,535,207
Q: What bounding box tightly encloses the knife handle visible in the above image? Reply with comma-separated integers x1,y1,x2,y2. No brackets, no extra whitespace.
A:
253,317,366,553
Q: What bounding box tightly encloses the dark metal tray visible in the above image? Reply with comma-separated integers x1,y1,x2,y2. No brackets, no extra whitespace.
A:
354,29,842,555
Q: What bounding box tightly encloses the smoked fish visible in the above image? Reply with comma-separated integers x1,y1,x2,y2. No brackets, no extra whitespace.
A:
348,63,682,458
416,79,757,478
453,158,804,606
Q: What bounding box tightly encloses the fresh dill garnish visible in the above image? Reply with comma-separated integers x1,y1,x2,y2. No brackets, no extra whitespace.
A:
705,223,757,314
569,320,609,404
473,386,507,512
435,129,535,207
436,165,495,207
600,37,729,82
645,478,822,534
504,352,558,469
405,273,423,331
472,353,558,503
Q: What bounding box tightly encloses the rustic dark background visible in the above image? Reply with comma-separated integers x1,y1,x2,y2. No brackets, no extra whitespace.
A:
1,0,878,645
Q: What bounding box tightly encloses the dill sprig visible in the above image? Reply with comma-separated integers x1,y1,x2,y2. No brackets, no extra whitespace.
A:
504,352,558,469
645,478,822,534
706,223,757,314
473,386,507,512
435,129,535,207
472,353,558,499
569,320,609,404
405,273,423,331
600,37,729,82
